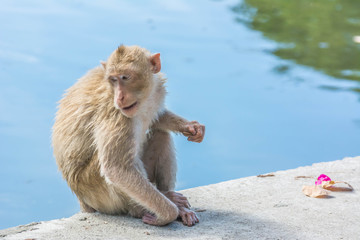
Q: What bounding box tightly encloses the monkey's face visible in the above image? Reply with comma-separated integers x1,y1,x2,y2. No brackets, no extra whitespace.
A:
103,46,162,118
108,69,151,118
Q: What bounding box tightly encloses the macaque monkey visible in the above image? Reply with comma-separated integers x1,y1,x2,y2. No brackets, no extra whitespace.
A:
52,45,205,227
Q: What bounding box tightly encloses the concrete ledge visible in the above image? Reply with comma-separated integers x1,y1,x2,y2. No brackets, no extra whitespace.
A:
1,156,359,240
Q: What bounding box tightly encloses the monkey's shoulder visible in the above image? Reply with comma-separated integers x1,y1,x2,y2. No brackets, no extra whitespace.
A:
73,66,108,97
60,66,111,109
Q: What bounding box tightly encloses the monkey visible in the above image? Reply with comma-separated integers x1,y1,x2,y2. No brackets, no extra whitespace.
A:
52,45,205,227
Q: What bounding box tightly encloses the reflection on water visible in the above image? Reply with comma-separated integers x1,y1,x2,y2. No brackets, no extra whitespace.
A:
232,0,360,92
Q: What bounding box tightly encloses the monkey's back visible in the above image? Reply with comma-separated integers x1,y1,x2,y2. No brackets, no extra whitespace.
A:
52,66,113,194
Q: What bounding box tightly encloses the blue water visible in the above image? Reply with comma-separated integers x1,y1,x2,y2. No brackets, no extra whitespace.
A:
1,0,359,229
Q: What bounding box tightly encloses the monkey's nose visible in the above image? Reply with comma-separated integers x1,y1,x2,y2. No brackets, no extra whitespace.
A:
117,99,124,107
117,95,125,104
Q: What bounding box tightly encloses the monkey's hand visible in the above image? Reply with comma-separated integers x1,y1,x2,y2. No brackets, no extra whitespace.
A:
163,191,191,208
182,121,205,143
142,212,174,226
178,207,199,227
142,212,161,226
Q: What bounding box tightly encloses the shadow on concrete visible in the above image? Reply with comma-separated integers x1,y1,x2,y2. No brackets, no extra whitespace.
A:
90,208,302,239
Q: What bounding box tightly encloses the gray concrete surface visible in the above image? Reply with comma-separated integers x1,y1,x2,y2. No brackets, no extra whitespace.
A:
1,156,359,240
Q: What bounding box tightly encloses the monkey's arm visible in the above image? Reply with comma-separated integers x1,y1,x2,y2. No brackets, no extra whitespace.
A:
95,122,178,226
154,109,205,143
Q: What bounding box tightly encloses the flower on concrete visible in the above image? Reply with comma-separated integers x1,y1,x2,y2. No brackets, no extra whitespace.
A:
315,174,331,185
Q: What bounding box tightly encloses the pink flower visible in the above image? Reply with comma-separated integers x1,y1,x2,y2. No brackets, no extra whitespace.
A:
315,174,331,185
318,174,331,181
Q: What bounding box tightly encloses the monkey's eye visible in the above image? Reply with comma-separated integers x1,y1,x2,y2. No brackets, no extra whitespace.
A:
120,75,130,80
109,76,118,83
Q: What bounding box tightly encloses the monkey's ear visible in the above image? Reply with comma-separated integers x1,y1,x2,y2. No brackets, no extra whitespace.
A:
100,61,107,70
150,53,161,74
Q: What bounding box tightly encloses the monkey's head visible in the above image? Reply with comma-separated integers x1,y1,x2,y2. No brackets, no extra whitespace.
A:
101,45,161,118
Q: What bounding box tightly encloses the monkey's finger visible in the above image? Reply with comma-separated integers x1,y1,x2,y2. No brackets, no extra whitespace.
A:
194,214,199,223
192,129,204,141
143,212,155,217
195,125,202,135
142,213,156,220
193,125,205,141
192,215,197,225
195,132,205,142
191,135,202,143
177,195,187,201
186,213,193,227
183,131,192,137
142,215,157,225
189,125,196,135
195,125,204,139
181,198,191,208
178,199,190,208
174,200,185,208
190,213,198,225
188,138,201,143
188,136,202,143
188,133,199,140
188,215,195,227
142,217,152,224
180,213,188,226
177,197,191,208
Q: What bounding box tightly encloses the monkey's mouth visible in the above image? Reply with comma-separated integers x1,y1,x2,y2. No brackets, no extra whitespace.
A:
122,102,138,111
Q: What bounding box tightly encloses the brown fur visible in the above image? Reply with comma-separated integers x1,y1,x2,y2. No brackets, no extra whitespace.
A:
52,45,204,226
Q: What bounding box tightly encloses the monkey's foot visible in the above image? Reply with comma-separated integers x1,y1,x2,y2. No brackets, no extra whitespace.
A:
178,207,199,227
163,191,191,209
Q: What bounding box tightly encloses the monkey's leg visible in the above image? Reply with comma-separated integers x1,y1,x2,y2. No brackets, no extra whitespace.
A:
126,129,176,220
142,129,199,226
142,129,176,192
142,129,188,206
